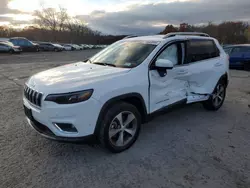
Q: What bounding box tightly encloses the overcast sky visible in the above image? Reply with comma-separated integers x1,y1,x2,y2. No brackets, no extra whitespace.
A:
0,0,250,34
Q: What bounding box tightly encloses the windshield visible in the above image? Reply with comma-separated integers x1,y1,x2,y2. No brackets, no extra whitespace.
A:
90,41,157,68
223,47,232,54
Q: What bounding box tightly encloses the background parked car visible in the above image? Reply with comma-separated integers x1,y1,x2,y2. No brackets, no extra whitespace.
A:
54,43,65,51
9,37,39,52
72,44,82,50
80,44,88,49
63,44,75,51
223,44,250,70
0,41,22,54
39,42,63,52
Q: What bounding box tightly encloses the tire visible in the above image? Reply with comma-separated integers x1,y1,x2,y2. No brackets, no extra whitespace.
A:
98,102,141,153
9,49,14,54
203,80,226,111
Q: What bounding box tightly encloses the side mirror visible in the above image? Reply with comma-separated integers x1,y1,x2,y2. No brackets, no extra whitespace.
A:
155,59,174,69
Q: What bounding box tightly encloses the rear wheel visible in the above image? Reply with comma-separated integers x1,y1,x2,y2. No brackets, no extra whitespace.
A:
98,102,141,153
203,80,226,111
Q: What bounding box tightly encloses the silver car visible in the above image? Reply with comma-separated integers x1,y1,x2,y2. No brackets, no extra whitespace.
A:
0,41,22,53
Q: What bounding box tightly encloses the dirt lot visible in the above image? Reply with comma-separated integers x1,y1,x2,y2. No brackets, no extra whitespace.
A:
0,51,250,188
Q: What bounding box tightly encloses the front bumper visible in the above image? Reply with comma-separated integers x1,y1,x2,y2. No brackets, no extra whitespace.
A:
13,48,22,53
23,96,102,138
26,117,94,142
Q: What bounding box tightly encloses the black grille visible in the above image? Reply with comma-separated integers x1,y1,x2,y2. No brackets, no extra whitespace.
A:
24,85,43,107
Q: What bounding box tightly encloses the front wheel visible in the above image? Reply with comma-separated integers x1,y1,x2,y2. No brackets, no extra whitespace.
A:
203,81,226,111
98,102,141,153
9,49,14,54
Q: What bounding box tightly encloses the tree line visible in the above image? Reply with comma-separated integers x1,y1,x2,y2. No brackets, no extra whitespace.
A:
160,22,250,44
0,6,249,45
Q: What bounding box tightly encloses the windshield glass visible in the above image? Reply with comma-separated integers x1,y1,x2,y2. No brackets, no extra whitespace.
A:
90,41,157,68
223,47,232,54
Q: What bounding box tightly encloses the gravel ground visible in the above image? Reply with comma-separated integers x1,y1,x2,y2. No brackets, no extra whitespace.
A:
0,51,250,188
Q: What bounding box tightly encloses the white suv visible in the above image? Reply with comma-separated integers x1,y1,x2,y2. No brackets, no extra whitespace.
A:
23,32,229,153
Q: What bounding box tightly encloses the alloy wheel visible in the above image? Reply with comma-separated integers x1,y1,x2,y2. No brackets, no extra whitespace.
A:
108,111,137,147
212,84,225,107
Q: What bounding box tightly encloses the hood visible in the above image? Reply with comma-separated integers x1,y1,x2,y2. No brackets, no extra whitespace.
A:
27,62,131,93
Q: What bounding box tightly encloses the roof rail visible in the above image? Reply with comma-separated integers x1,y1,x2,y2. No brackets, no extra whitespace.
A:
123,35,138,39
163,32,210,39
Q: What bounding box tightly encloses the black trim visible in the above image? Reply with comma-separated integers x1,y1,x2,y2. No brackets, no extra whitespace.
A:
148,98,187,121
28,117,55,136
220,73,229,87
94,93,148,135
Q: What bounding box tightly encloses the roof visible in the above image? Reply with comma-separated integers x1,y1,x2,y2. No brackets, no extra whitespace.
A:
224,44,250,48
0,38,9,41
124,34,214,43
9,37,28,40
125,35,165,42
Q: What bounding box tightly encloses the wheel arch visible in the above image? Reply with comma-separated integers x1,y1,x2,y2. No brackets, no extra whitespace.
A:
219,73,229,87
94,93,148,136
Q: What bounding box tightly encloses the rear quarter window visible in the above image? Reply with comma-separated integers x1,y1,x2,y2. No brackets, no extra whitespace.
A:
187,39,220,63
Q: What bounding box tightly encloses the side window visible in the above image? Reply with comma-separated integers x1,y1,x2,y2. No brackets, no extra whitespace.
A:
18,39,26,46
187,40,219,63
244,47,250,52
239,46,250,52
24,40,32,46
231,47,242,54
0,44,8,49
10,39,18,46
156,42,185,66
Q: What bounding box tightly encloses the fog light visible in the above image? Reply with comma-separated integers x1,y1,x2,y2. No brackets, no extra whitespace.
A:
53,123,78,133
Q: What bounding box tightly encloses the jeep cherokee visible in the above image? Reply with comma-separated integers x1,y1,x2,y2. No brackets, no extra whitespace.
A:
23,32,229,153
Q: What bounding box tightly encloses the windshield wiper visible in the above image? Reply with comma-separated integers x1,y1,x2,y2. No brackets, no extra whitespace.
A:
93,62,116,67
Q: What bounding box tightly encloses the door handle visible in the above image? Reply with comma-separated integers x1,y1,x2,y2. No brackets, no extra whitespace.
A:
215,62,223,67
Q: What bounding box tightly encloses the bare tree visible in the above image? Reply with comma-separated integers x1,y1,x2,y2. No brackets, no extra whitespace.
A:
58,6,69,32
33,6,70,40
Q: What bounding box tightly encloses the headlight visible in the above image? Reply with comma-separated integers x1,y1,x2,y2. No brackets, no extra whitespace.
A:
45,89,93,104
